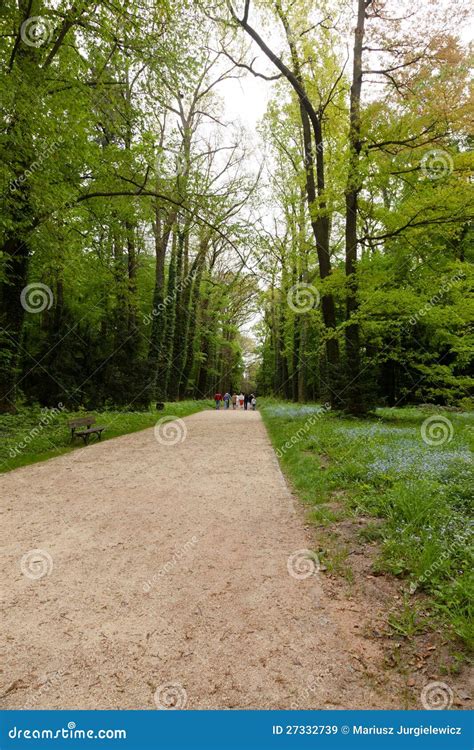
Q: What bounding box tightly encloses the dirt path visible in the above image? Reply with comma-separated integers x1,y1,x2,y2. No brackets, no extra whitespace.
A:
1,409,400,710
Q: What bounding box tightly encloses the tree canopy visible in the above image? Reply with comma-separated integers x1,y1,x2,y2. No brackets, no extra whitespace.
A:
0,0,472,413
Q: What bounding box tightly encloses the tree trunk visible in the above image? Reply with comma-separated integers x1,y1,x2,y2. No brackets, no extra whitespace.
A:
168,221,187,400
156,227,178,400
179,234,208,397
126,220,138,337
344,0,369,414
148,206,176,398
274,1,340,403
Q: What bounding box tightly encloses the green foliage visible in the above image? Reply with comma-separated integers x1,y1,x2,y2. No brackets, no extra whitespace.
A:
0,2,257,411
252,1,473,413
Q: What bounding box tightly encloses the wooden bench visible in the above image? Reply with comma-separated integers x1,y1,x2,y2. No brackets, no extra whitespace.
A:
68,416,105,445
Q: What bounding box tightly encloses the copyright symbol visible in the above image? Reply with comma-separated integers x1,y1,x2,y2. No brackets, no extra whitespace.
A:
341,725,350,735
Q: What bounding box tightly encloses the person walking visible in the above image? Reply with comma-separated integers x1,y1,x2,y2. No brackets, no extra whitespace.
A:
244,393,249,411
223,392,231,409
238,392,244,409
251,394,257,411
214,391,222,410
231,393,237,410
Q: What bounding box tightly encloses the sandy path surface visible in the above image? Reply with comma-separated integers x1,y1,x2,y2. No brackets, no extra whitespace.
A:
1,409,398,709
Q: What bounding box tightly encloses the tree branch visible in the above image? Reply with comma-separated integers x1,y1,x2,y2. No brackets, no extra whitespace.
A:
220,48,282,80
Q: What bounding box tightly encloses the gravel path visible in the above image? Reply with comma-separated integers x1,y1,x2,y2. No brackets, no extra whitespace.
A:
0,409,397,709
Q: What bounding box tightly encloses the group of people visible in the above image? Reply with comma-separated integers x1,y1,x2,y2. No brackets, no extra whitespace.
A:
214,392,257,411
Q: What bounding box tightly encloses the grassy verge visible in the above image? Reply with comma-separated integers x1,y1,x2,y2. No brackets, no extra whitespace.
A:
0,400,213,473
260,399,473,650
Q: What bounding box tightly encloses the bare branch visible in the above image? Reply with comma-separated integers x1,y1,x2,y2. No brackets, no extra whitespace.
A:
221,48,282,80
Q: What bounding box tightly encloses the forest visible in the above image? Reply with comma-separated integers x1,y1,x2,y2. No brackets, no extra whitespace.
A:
1,0,472,416
1,0,473,721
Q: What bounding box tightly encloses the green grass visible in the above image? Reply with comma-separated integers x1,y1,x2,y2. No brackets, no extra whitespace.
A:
0,400,213,473
260,399,474,649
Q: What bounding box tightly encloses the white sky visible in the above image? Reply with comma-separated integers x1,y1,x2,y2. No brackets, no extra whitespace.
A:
223,70,272,130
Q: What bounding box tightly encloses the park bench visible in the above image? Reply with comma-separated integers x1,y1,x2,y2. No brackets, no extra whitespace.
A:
68,416,105,445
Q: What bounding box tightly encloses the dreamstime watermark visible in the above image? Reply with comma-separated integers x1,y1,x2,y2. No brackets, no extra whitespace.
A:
20,15,54,47
153,682,187,710
155,148,187,178
409,528,471,594
153,416,187,446
9,403,65,458
408,271,465,326
420,415,453,446
287,282,320,314
420,149,453,180
302,140,324,168
143,271,194,325
10,137,64,193
420,681,454,710
276,403,331,458
142,535,198,592
23,669,66,709
20,282,54,314
287,549,320,580
20,549,53,580
8,724,127,740
289,674,319,710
